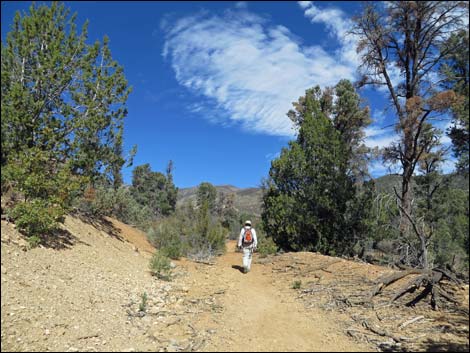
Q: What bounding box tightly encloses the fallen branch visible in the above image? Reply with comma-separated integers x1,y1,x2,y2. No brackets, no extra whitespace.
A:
371,269,425,297
398,316,425,329
433,268,462,285
362,320,402,342
390,274,427,302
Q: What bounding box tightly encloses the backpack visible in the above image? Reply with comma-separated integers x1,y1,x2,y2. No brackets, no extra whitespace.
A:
243,227,254,246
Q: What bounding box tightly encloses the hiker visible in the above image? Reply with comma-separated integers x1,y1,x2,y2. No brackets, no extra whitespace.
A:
237,220,258,273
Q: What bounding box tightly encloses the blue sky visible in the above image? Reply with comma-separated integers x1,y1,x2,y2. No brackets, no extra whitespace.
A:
1,1,460,188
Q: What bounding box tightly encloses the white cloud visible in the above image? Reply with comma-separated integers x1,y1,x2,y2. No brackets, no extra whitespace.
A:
298,1,360,68
298,1,312,10
365,133,399,149
440,158,456,174
162,10,358,136
364,123,399,149
372,110,387,124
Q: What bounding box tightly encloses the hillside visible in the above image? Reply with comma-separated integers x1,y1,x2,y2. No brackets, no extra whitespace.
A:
2,215,468,352
176,173,469,218
177,185,263,216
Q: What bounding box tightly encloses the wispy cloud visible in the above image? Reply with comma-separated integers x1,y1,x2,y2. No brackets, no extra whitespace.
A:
298,1,359,69
298,1,407,94
365,132,399,149
162,9,358,136
364,122,399,149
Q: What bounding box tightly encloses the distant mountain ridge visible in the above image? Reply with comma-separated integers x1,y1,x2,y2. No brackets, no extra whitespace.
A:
177,174,468,217
176,185,263,217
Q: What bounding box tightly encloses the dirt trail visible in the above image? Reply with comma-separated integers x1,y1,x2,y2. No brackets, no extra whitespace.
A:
181,241,372,352
2,216,467,351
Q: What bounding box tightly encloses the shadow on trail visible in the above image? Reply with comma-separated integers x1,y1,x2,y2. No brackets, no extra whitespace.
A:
231,265,245,273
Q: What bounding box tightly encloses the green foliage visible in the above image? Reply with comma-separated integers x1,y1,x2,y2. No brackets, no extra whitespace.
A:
131,163,178,218
147,199,226,262
27,235,42,249
197,182,217,213
1,2,134,239
139,292,148,313
263,85,364,255
2,148,83,205
77,184,153,229
342,181,375,256
149,251,172,280
147,218,185,260
367,193,401,242
292,280,302,289
11,199,63,239
206,222,226,255
429,187,469,272
332,79,371,181
3,148,82,240
165,161,178,213
440,29,469,174
1,2,134,183
187,200,226,259
257,233,278,257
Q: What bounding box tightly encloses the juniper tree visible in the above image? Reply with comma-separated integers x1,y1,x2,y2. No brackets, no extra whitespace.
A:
263,87,356,254
288,80,371,182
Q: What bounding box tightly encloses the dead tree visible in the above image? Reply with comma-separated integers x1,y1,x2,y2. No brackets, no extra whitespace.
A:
352,1,466,239
370,264,461,310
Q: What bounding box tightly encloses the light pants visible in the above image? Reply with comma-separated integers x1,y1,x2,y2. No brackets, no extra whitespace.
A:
242,247,253,272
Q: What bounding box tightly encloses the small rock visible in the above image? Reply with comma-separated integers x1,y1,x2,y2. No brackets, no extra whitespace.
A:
45,329,50,335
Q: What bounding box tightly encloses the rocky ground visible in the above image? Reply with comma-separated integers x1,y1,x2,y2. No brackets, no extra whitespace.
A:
1,215,468,352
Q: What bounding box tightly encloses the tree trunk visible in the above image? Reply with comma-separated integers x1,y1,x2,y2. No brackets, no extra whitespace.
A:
400,162,413,239
420,234,429,270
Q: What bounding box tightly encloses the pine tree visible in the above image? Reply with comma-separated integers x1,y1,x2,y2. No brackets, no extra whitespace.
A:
131,163,177,218
1,2,134,239
196,182,217,214
70,35,133,185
